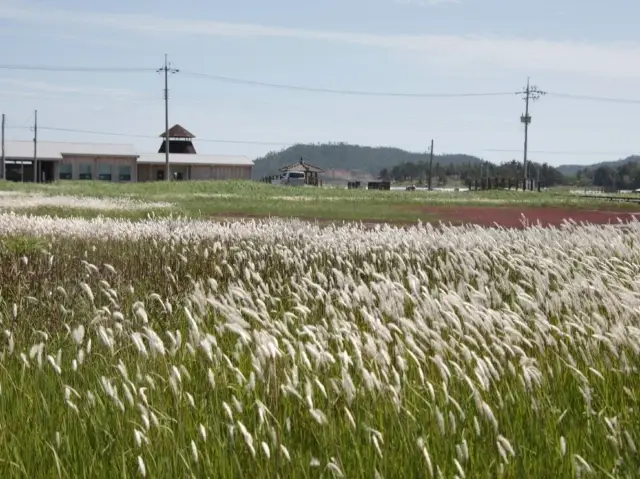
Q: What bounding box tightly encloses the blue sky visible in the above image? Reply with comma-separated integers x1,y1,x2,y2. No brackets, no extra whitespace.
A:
1,0,640,166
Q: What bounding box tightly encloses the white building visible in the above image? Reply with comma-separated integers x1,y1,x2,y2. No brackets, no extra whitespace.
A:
2,124,253,182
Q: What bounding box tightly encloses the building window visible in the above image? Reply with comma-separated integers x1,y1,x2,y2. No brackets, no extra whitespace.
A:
98,164,112,181
79,164,92,180
59,164,72,180
118,165,131,181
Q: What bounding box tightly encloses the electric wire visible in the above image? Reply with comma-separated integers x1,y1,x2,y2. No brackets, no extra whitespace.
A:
3,63,640,103
6,125,638,155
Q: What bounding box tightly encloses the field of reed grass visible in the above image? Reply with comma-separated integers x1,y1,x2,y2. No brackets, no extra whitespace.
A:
0,213,638,477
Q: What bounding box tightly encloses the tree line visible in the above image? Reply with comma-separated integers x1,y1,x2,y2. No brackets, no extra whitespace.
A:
574,161,640,190
380,159,567,187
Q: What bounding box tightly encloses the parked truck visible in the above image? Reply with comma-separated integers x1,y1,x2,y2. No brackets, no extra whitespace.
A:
272,171,306,186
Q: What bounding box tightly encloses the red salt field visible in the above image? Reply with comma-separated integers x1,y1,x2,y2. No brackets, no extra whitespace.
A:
421,206,640,228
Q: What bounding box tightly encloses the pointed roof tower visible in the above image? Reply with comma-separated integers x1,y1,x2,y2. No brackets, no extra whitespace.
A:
158,124,197,154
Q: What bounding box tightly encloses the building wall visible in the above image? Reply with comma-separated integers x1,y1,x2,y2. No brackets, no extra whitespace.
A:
137,164,153,182
190,165,210,180
59,155,138,182
193,165,252,180
137,164,189,182
138,164,251,181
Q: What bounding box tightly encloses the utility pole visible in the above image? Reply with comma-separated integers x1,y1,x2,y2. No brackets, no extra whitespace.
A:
1,113,5,180
157,54,179,181
427,139,434,191
519,78,545,190
33,110,38,183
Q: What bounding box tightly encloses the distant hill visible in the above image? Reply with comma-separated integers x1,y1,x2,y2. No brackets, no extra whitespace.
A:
558,155,640,175
252,142,483,179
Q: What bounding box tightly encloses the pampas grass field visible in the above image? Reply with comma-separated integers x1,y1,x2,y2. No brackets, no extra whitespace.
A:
0,210,639,478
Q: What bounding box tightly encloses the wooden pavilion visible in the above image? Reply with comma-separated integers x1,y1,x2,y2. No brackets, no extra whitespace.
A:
279,158,324,186
158,124,197,154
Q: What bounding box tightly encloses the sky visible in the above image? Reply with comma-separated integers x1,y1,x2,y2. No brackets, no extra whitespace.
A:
1,0,640,166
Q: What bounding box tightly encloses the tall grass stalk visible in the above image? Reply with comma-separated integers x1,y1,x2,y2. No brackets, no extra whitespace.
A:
0,215,638,477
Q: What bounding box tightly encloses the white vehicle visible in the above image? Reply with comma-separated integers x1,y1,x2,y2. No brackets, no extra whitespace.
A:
272,171,306,186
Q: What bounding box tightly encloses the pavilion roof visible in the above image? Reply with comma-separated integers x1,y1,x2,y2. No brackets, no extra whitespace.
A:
280,158,324,173
159,124,195,139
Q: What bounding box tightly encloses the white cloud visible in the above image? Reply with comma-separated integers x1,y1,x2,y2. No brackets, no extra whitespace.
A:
2,2,640,78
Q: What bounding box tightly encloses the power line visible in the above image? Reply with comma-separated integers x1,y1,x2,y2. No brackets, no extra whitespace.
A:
484,148,636,156
180,70,518,98
0,63,523,98
7,124,639,155
4,62,640,104
0,64,155,73
546,92,640,104
9,125,295,146
10,125,151,138
175,70,640,104
6,112,34,129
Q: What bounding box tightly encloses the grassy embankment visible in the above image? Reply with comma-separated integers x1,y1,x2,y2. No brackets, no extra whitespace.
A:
0,180,638,223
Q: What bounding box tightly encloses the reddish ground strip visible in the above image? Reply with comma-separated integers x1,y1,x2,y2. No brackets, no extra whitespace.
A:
210,207,640,229
423,206,640,228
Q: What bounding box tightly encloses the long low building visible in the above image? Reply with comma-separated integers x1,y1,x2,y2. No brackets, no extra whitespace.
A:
137,153,252,181
1,124,254,182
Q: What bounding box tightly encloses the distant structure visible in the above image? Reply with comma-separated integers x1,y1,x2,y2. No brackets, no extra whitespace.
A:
2,123,253,182
158,124,197,154
139,124,252,181
279,158,324,186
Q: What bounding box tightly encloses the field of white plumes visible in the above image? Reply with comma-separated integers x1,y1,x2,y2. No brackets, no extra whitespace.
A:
0,213,639,478
0,191,173,211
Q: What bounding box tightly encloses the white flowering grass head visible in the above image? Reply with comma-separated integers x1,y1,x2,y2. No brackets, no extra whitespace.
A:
0,213,638,477
0,193,172,211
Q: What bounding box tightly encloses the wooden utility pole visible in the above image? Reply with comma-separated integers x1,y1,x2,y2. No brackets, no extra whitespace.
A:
1,113,4,180
520,78,545,190
427,139,434,191
32,110,38,183
157,54,179,181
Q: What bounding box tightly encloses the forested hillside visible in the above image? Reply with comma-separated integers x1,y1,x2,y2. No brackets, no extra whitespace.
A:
572,159,640,190
252,142,636,187
558,156,640,176
252,142,483,179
